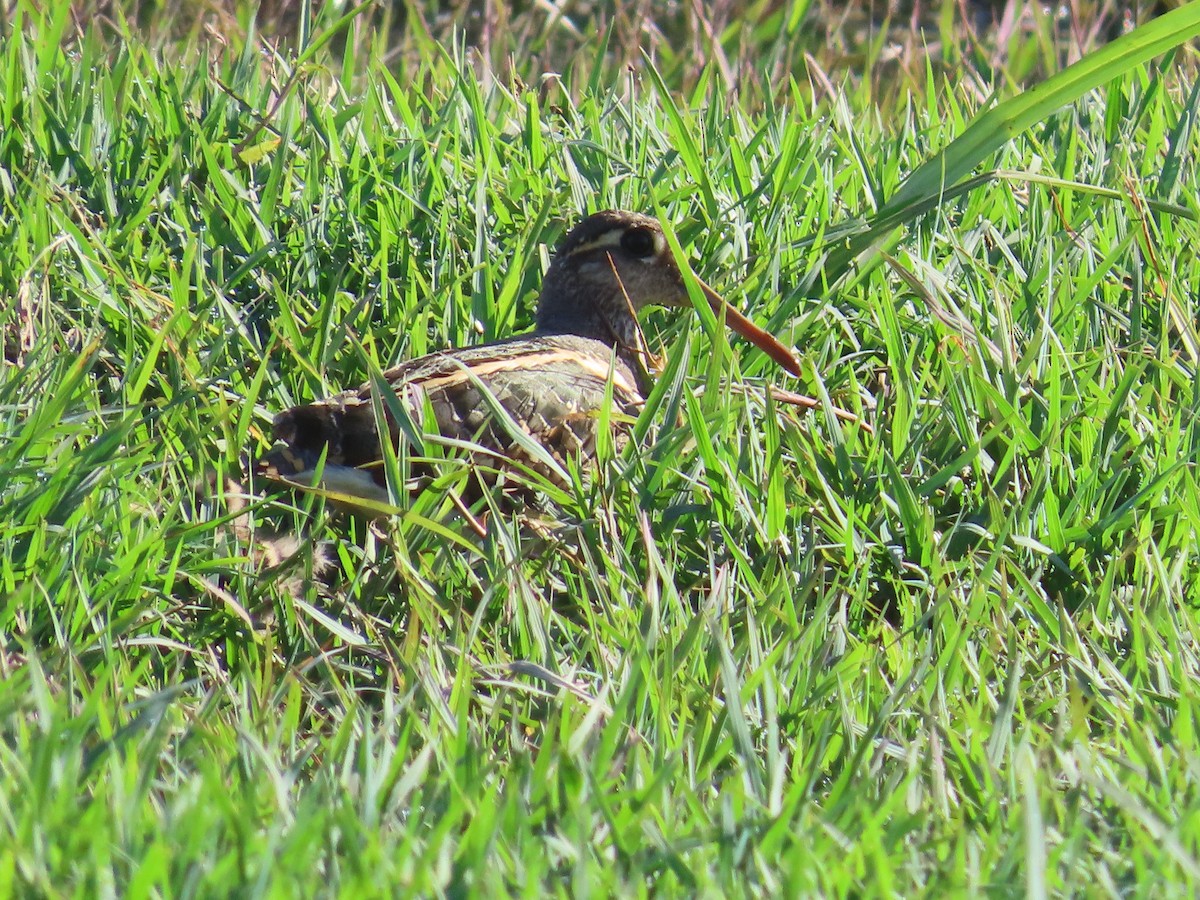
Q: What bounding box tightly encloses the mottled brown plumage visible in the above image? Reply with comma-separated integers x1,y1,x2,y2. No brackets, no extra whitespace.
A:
257,210,800,505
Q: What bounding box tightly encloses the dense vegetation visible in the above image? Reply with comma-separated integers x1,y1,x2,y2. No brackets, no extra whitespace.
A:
2,0,1199,894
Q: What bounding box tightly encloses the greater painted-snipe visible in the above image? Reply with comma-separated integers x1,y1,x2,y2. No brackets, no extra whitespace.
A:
257,210,801,504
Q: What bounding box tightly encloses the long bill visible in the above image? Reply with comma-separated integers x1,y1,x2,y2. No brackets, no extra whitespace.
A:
698,280,803,378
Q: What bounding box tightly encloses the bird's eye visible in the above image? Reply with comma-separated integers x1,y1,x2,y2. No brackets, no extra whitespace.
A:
620,227,657,259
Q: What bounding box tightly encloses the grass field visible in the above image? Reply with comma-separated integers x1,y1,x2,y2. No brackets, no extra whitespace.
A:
3,0,1200,895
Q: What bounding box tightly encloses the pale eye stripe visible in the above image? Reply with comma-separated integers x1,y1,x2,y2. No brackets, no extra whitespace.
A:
567,228,667,261
566,229,626,255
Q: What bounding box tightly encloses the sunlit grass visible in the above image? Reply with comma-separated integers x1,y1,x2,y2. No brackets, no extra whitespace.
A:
2,0,1200,894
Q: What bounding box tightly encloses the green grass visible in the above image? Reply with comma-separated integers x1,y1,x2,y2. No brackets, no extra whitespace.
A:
3,0,1200,895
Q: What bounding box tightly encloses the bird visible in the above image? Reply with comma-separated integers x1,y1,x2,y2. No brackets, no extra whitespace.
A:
257,210,801,508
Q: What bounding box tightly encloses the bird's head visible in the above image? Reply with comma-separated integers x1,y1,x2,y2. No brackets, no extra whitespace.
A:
537,210,801,377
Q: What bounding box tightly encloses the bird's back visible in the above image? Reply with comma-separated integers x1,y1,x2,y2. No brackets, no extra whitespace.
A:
259,333,645,500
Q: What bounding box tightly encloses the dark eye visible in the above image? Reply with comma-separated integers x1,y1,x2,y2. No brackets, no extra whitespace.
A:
620,227,657,259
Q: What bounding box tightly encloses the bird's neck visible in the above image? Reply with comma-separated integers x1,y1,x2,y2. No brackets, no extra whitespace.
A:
536,298,653,393
535,260,641,346
535,302,637,348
